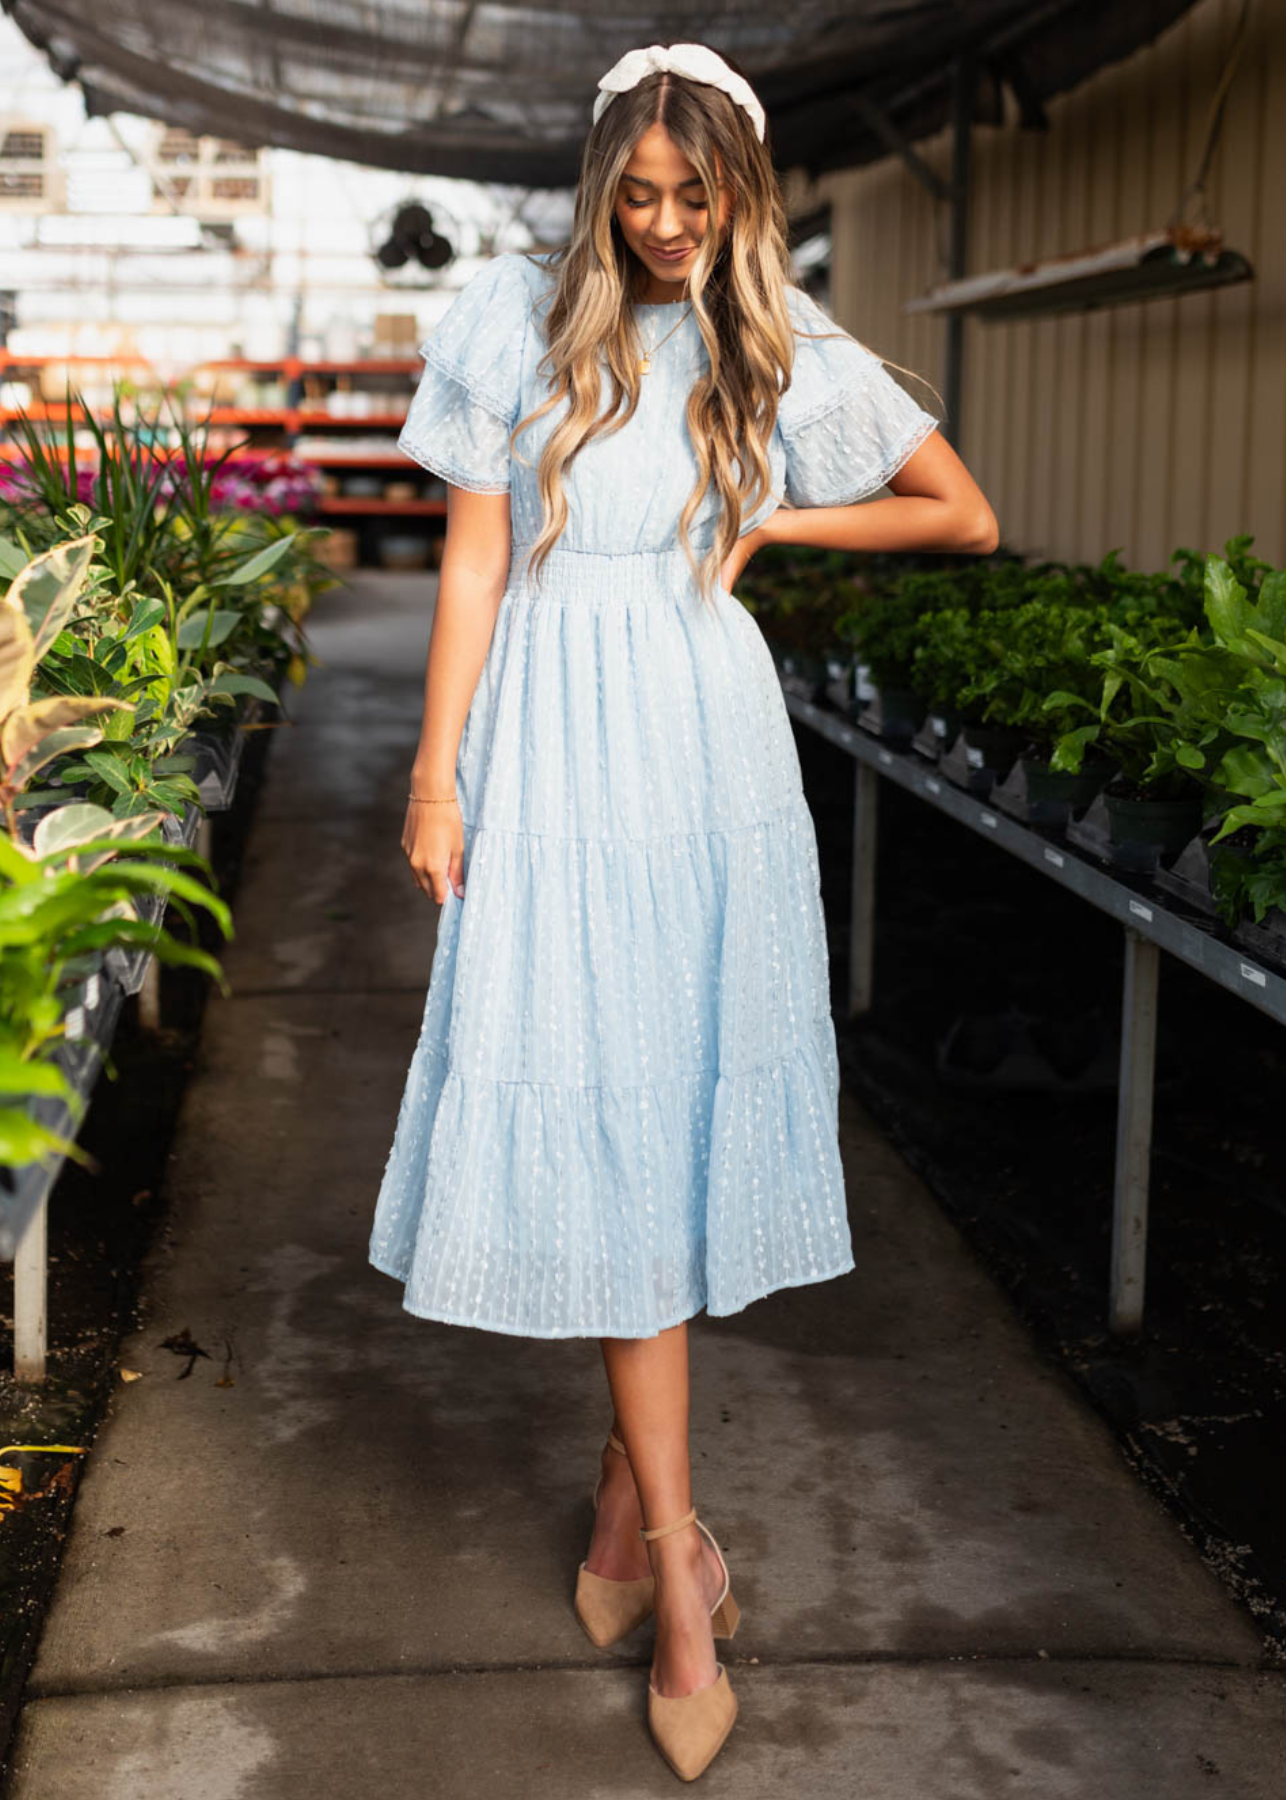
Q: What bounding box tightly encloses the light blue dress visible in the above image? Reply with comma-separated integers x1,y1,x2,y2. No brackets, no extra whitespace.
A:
368,250,940,1338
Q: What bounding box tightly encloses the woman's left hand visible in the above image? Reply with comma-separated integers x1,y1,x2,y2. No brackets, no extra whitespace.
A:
719,521,772,594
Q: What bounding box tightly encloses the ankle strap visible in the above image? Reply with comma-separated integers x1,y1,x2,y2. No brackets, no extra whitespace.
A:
639,1505,697,1542
606,1430,627,1457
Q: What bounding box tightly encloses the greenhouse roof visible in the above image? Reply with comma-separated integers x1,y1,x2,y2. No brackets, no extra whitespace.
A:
5,0,1202,187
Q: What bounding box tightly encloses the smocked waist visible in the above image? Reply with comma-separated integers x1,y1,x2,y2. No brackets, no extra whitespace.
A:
505,542,721,601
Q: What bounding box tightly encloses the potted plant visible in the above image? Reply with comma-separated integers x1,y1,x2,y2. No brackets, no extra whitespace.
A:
854,557,1021,751
901,607,1025,794
735,546,860,705
1041,610,1210,871
1172,552,1286,959
835,582,927,740
940,599,1116,821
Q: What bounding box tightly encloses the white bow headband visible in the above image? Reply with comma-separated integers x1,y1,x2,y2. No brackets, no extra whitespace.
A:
591,43,766,143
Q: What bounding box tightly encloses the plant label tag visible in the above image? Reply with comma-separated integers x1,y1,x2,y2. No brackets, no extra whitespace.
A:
925,777,942,795
65,1007,86,1039
1044,847,1065,869
966,746,985,768
85,974,100,1010
878,748,893,766
1240,961,1267,988
1128,899,1153,922
932,715,948,737
980,811,998,829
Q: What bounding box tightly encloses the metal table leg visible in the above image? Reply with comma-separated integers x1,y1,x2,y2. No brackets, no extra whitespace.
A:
137,955,162,1032
849,760,879,1017
13,1194,47,1382
1109,928,1160,1335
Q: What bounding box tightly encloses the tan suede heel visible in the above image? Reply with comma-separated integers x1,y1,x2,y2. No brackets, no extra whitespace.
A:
573,1430,656,1648
641,1506,740,1781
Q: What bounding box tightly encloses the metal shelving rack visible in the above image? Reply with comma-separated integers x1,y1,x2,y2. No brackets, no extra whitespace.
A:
782,690,1286,1338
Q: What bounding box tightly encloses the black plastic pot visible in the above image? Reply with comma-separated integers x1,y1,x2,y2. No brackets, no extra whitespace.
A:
31,957,123,1104
1154,824,1256,918
939,723,1028,797
991,753,1117,827
190,693,264,810
1233,908,1286,972
1153,828,1219,916
911,706,966,763
823,651,860,717
190,724,237,792
1066,787,1204,874
856,685,925,743
777,648,829,703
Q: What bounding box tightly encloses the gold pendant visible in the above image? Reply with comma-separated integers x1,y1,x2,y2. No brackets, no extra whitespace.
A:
639,355,652,375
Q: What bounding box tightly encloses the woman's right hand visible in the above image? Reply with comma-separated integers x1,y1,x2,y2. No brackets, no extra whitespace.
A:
402,796,465,904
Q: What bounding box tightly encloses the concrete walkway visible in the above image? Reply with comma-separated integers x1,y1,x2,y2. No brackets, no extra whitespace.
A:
6,573,1282,1799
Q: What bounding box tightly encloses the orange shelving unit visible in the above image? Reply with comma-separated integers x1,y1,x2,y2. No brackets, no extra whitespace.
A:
318,497,446,516
0,348,444,564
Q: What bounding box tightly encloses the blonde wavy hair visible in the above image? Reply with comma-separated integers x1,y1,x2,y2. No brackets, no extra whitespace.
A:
510,50,808,603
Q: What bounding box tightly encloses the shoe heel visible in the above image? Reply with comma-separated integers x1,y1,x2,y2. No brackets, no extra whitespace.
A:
711,1588,740,1640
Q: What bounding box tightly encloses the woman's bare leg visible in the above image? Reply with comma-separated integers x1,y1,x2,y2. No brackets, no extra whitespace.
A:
598,1321,726,1697
582,1406,650,1583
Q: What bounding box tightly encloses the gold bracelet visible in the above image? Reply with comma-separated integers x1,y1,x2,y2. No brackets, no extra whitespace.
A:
407,792,458,804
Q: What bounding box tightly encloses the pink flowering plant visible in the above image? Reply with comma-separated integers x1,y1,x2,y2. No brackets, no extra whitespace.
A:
1,451,322,518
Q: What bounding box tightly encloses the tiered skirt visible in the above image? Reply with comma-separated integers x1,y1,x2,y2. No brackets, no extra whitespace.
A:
368,545,853,1337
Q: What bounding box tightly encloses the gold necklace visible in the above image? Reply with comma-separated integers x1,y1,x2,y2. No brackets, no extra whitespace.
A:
638,304,692,375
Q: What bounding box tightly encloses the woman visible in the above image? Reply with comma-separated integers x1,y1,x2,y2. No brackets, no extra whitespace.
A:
370,41,997,1782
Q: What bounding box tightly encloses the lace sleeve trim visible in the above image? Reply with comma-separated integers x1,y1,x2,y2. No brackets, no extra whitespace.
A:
395,427,511,495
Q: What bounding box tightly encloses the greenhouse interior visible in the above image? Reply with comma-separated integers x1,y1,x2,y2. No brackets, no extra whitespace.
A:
0,0,1284,1794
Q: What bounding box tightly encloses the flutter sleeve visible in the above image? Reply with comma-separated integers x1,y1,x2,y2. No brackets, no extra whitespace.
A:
396,253,532,494
775,285,941,508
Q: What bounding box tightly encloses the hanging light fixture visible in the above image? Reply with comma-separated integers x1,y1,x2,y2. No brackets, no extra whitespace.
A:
906,0,1255,322
904,222,1252,321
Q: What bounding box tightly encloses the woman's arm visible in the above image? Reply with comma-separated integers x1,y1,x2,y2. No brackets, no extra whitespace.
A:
725,429,998,585
403,486,512,904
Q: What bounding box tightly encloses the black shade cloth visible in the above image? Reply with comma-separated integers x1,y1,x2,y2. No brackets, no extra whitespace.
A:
5,0,1201,186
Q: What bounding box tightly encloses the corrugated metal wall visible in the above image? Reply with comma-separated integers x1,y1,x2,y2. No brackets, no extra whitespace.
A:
804,0,1283,570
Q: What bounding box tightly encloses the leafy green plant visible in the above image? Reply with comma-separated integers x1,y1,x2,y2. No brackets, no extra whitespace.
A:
1042,614,1204,791
735,548,864,656
0,816,231,1169
0,521,287,818
1040,540,1281,800
1209,828,1286,927
3,386,179,595
944,602,1108,749
0,536,135,833
835,584,926,690
0,403,324,1174
903,606,974,712
34,552,287,818
831,547,1187,706
1172,557,1286,925
5,387,308,585
1,386,331,672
